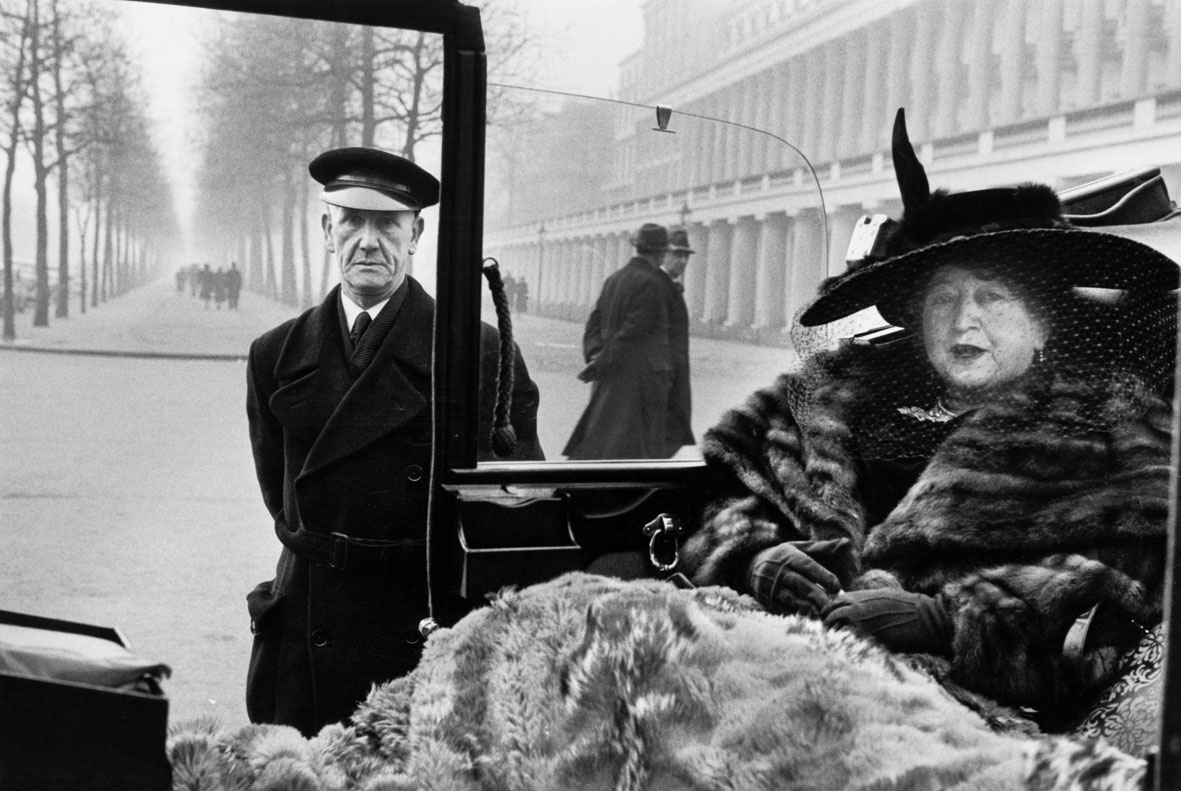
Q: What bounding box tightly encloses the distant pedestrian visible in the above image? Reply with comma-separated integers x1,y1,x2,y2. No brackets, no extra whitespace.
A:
199,264,213,308
176,267,187,295
563,222,674,460
516,278,529,313
213,268,228,309
189,264,201,297
227,262,243,309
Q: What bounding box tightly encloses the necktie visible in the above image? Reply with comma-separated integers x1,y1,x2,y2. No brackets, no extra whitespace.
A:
349,311,372,350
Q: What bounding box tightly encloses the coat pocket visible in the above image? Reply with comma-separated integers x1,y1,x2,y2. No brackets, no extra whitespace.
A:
245,579,284,723
247,579,284,636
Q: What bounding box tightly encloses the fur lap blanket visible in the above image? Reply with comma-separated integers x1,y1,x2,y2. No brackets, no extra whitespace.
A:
169,573,1142,791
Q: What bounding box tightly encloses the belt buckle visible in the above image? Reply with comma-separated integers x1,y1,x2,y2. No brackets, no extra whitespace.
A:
329,532,350,571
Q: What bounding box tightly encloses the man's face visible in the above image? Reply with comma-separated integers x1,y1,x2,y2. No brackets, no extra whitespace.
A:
323,205,424,306
664,250,692,280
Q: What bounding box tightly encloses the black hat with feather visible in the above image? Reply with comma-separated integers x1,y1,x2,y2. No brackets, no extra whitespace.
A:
798,108,1178,327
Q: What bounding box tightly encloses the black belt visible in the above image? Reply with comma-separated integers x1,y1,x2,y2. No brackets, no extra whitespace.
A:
276,520,426,573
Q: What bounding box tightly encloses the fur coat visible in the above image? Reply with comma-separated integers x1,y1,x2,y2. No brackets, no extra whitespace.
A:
168,572,1145,791
682,340,1171,720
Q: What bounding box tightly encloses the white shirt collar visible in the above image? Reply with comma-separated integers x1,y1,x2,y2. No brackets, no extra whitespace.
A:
340,291,390,331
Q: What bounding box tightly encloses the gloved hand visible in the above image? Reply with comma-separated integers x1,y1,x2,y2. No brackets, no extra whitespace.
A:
746,539,852,617
823,589,953,656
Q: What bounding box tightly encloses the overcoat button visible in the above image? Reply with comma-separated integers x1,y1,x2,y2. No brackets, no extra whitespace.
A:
406,464,424,482
311,629,329,647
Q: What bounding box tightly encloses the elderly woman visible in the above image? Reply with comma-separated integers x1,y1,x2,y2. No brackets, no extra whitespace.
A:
682,111,1179,731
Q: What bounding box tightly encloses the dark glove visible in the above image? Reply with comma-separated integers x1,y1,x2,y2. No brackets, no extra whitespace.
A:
823,589,953,656
746,539,852,617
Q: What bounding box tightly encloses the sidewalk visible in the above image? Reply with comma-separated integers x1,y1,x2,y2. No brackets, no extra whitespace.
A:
1,277,306,358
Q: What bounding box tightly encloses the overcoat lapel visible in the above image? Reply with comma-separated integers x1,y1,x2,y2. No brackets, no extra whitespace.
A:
270,282,433,480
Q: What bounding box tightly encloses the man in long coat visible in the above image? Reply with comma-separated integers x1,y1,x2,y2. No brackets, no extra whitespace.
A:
563,223,674,459
245,146,543,736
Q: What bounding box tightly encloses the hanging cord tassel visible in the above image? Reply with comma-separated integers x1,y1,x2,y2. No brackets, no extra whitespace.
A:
482,258,517,457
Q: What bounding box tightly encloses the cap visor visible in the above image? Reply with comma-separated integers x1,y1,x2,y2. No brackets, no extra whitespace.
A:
321,186,418,212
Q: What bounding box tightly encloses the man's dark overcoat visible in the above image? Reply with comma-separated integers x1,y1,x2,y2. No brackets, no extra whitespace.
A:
563,256,672,459
661,273,694,455
245,278,542,736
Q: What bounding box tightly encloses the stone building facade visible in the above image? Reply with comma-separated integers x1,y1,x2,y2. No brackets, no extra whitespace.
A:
486,0,1181,344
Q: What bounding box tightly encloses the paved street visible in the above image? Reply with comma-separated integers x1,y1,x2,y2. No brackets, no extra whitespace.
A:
1,275,794,730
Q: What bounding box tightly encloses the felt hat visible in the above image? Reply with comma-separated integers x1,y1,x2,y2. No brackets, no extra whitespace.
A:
632,223,670,253
799,109,1100,326
668,227,696,254
310,147,440,212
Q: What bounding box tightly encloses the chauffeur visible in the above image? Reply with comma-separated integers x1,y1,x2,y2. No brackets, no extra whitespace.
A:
244,146,543,735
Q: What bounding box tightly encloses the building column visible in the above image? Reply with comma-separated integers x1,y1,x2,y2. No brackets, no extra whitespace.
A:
576,237,594,309
1168,1,1181,88
725,216,759,327
1035,0,1065,116
827,206,862,278
819,42,845,163
701,219,732,323
906,2,939,141
754,212,789,329
535,237,548,308
684,222,708,321
838,29,867,159
764,63,788,171
965,0,997,130
879,10,912,152
858,24,888,154
785,209,826,324
998,1,1027,123
801,48,826,161
736,78,756,179
554,239,570,306
1075,0,1106,107
933,2,966,137
750,70,773,176
565,239,580,306
711,93,731,184
780,58,806,169
590,235,609,305
1121,0,1150,98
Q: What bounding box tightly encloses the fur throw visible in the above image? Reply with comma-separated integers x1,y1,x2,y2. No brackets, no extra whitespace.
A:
169,573,1144,791
683,343,1171,716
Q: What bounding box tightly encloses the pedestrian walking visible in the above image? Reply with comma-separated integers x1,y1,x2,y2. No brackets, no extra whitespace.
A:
227,262,243,309
199,264,213,308
213,267,228,309
563,222,674,459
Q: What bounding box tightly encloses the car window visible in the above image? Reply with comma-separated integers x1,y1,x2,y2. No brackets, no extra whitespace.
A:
479,87,827,464
0,0,446,730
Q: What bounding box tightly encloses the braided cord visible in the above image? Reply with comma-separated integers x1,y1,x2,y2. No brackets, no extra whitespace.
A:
481,258,517,457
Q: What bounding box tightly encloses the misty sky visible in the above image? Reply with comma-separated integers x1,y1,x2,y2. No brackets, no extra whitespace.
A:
109,0,643,264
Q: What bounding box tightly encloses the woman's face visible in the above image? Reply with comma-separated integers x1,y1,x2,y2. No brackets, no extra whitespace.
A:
921,265,1048,395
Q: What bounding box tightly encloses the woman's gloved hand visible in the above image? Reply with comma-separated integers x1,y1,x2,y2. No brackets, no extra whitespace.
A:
746,538,853,617
823,589,954,656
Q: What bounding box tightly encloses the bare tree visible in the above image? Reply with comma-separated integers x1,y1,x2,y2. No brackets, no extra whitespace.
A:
0,0,30,342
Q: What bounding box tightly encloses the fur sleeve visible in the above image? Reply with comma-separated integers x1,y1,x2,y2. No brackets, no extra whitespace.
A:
941,554,1158,713
683,359,868,589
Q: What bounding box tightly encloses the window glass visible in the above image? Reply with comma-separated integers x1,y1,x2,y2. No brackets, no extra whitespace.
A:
0,0,441,728
481,88,826,462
